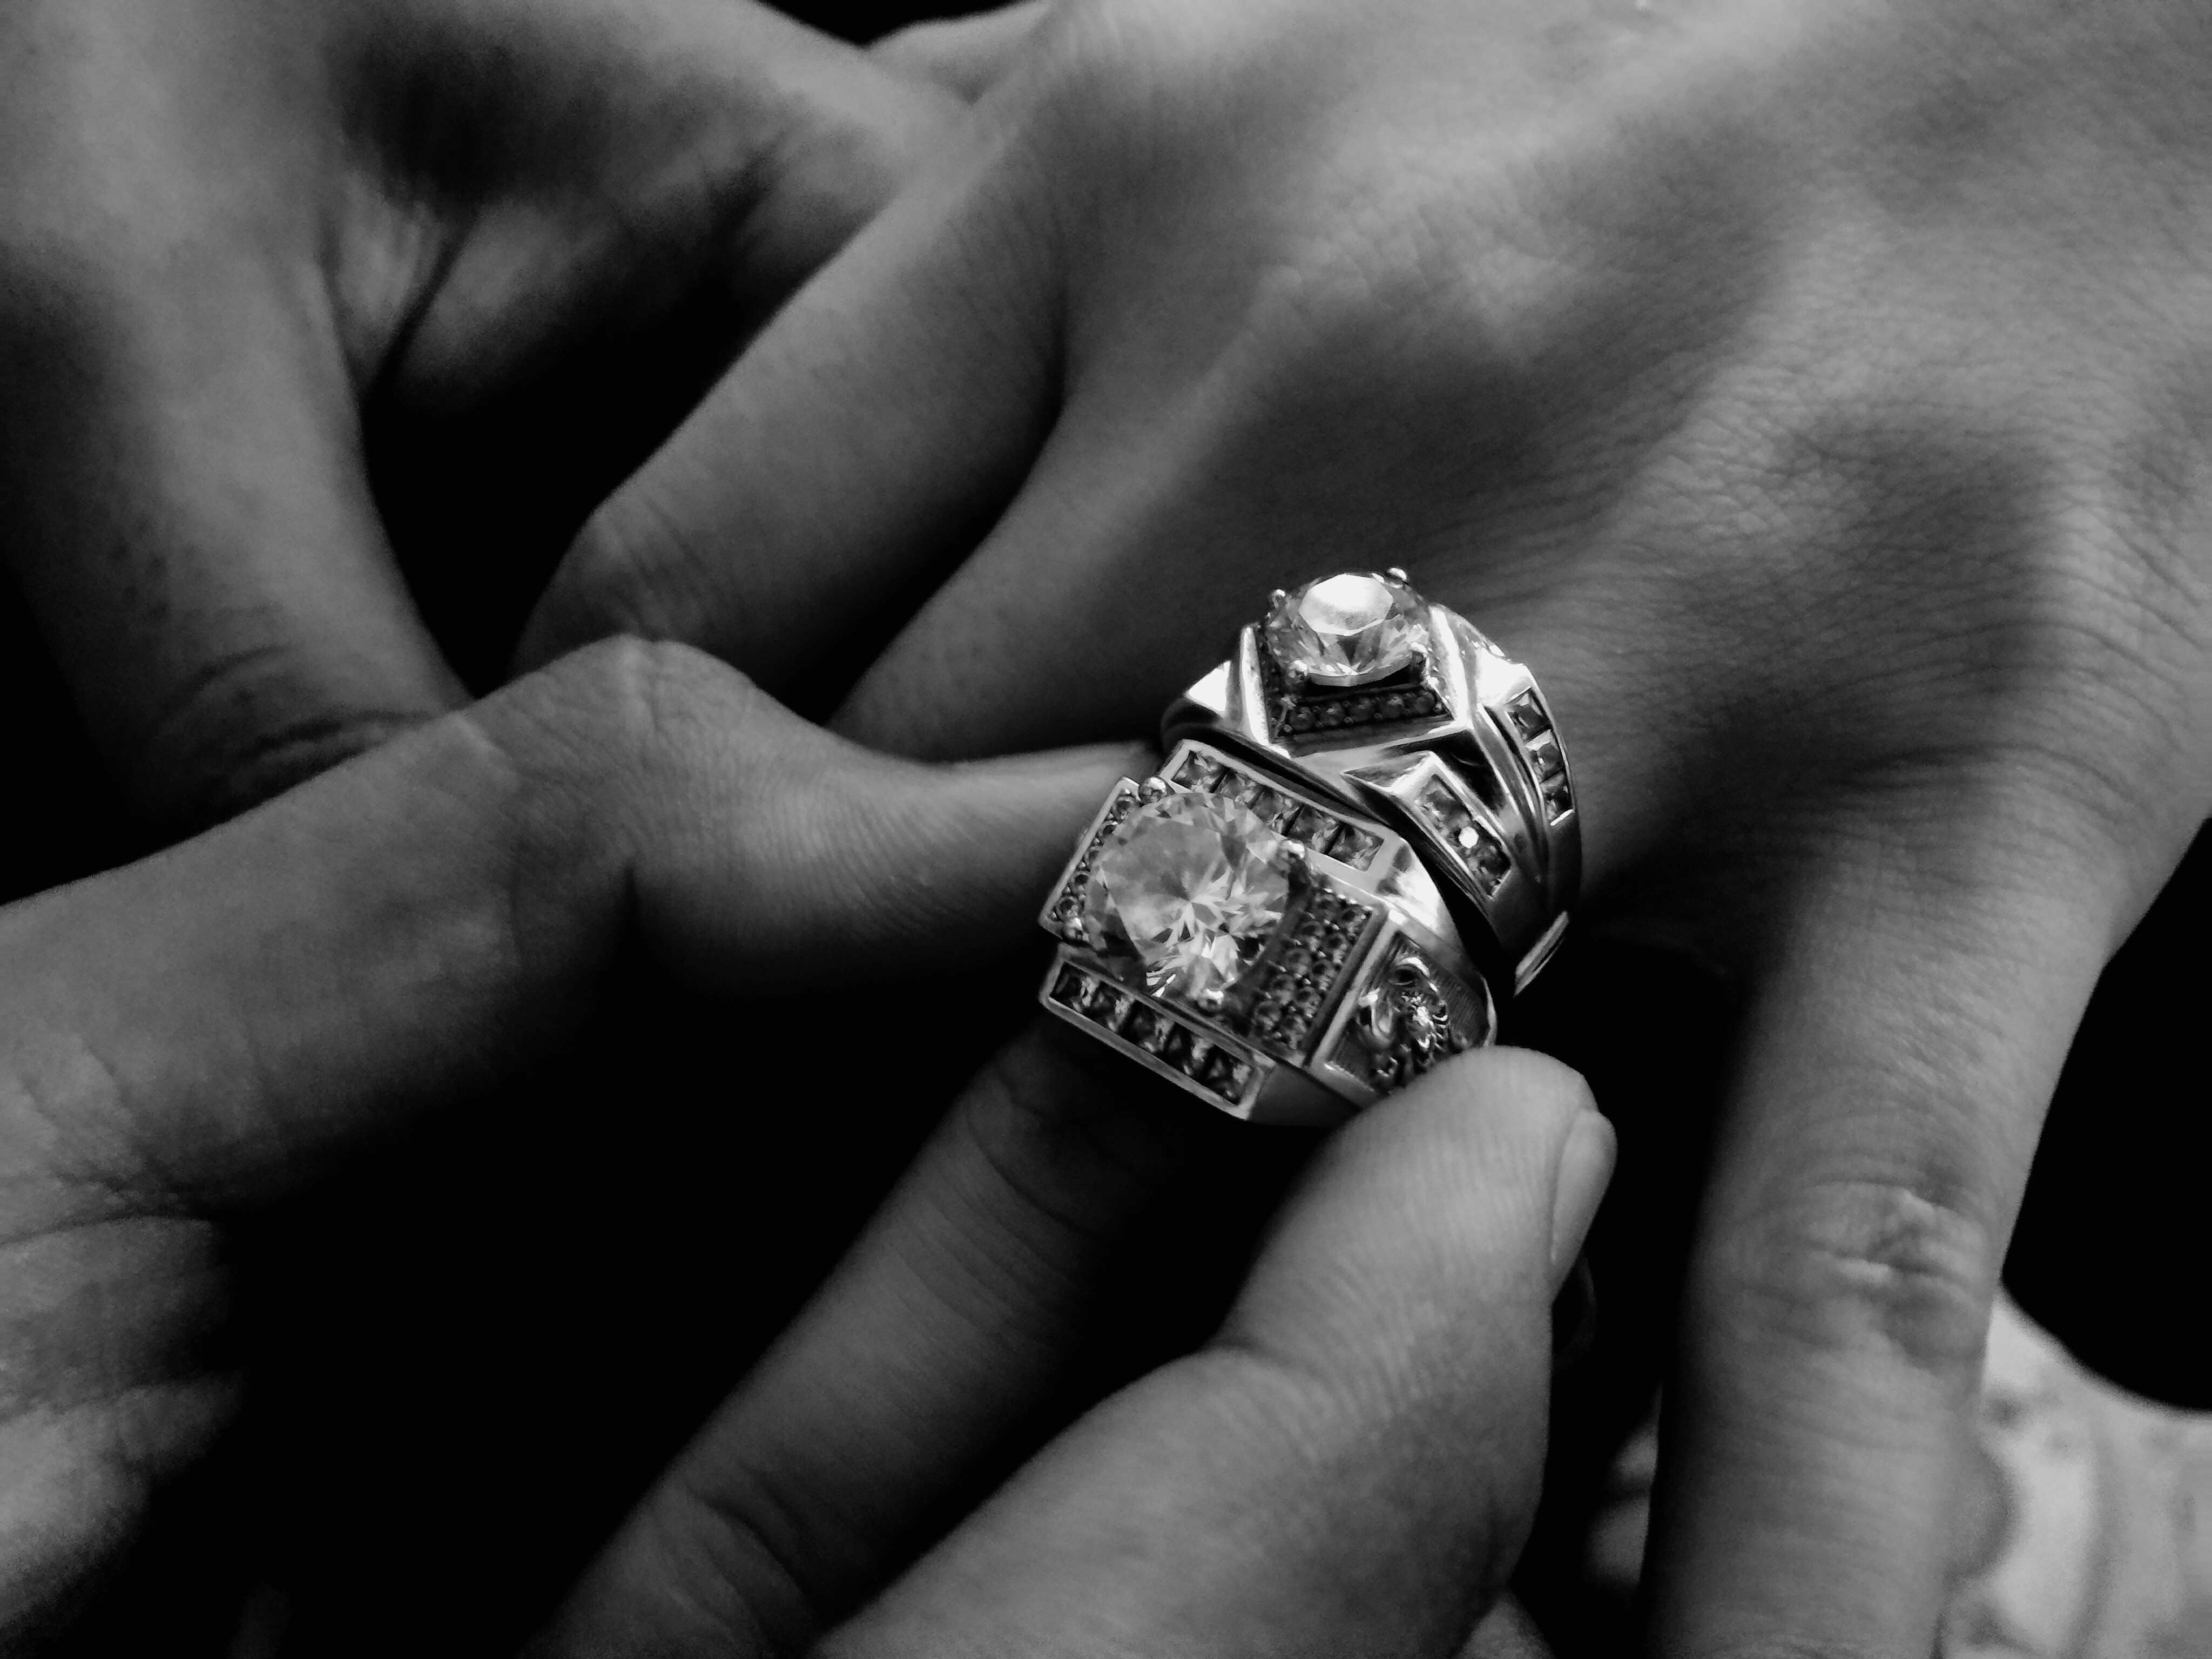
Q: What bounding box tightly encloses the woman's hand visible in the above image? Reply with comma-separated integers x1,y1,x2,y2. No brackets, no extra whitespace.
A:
0,0,966,834
521,1,2212,1653
0,637,1609,1654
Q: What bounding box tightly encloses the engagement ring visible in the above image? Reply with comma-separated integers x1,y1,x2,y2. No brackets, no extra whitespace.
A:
1163,570,1579,996
1038,737,1493,1125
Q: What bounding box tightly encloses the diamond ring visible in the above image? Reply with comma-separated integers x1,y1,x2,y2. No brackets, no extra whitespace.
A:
1038,736,1494,1125
1162,570,1579,995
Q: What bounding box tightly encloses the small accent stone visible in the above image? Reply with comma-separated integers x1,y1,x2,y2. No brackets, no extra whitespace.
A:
1175,752,1224,791
1505,692,1549,739
1333,827,1384,870
1285,807,1338,855
1124,1004,1164,1051
1418,776,1474,838
1525,729,1563,779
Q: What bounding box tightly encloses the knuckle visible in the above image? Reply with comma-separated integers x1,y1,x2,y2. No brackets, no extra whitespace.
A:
132,645,443,829
526,633,761,779
635,1459,819,1654
1720,1174,1998,1383
539,491,707,660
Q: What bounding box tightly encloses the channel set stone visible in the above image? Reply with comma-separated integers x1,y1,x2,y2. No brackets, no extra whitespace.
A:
1264,571,1429,685
1080,792,1293,1002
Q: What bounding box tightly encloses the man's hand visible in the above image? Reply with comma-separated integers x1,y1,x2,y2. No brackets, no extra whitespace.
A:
0,0,966,833
0,638,1610,1655
521,1,2212,1652
0,637,1132,1644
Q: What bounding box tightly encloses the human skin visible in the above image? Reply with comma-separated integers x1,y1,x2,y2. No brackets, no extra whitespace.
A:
0,0,970,836
0,638,1611,1654
521,1,2212,1653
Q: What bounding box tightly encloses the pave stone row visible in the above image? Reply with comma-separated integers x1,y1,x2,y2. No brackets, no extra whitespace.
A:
1408,774,1514,899
1049,963,1256,1104
1169,750,1384,872
1260,651,1445,743
1242,889,1369,1055
1502,690,1573,824
1043,783,1140,938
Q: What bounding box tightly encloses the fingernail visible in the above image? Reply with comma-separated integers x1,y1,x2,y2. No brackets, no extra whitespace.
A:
1549,1107,1615,1287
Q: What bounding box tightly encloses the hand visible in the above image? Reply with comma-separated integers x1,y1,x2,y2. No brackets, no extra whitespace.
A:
0,637,1610,1654
0,0,964,835
521,1,2212,1651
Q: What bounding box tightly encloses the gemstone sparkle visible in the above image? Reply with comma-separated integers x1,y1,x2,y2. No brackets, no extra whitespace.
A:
1080,792,1293,1003
1264,571,1430,686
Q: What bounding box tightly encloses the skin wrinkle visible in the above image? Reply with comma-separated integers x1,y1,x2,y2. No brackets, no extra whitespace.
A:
0,1218,228,1422
953,1048,1151,1276
666,1439,831,1656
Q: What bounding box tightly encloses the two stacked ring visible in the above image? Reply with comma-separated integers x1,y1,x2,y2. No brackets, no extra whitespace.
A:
1039,570,1577,1125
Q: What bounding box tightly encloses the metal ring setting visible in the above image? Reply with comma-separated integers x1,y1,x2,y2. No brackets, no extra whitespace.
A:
1161,570,1579,996
1038,737,1494,1126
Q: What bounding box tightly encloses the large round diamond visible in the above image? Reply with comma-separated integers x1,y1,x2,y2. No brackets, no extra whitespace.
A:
1081,792,1292,1002
1264,571,1429,685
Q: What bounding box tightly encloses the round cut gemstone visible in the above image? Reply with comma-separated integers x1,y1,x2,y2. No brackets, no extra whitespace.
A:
1080,792,1292,1002
1264,571,1429,685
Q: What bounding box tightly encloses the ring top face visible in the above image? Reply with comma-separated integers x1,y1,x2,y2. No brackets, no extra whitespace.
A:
1039,739,1492,1125
1257,571,1454,749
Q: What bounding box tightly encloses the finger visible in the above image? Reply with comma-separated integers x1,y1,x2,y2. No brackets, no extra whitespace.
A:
873,2,1056,99
512,104,1063,708
528,1024,1280,1658
0,200,462,828
374,0,972,686
0,637,1137,1222
830,1050,1613,1657
1,0,966,833
1644,826,2119,1658
832,403,1248,757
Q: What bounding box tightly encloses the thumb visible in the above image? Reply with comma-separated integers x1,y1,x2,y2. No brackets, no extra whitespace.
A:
0,638,1138,1217
830,1048,1614,1658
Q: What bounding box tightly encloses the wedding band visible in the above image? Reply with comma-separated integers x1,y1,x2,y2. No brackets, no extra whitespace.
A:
1162,570,1579,995
1038,737,1494,1125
